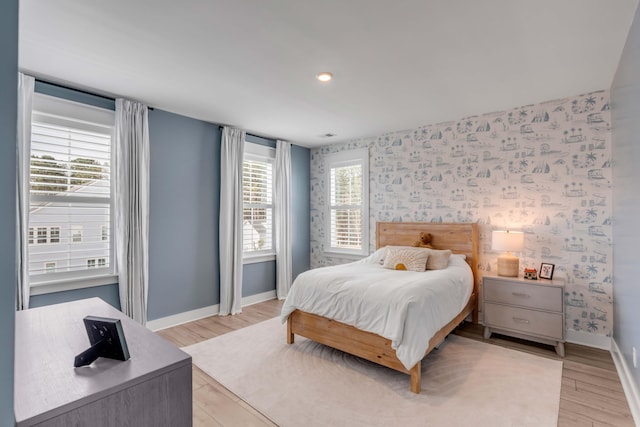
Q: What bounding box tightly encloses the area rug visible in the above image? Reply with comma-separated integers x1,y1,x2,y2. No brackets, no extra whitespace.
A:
183,317,562,427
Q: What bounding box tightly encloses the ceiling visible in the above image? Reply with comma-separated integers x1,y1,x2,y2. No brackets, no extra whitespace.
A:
19,0,639,148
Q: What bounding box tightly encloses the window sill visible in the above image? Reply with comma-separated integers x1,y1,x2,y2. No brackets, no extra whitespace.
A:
323,250,367,260
243,254,276,264
30,274,119,296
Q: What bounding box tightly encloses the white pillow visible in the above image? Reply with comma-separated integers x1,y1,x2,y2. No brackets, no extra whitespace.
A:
382,247,430,272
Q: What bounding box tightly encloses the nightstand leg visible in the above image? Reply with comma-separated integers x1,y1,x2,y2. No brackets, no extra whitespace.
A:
483,326,492,340
555,342,565,357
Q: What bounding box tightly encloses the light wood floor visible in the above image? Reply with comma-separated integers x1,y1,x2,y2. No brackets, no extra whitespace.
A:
157,299,634,427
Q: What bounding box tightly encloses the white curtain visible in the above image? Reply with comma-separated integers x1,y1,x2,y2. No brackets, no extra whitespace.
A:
16,73,35,311
219,127,245,315
115,99,150,324
275,140,292,299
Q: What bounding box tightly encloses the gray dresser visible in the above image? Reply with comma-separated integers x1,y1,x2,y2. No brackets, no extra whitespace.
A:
15,297,192,426
483,274,565,356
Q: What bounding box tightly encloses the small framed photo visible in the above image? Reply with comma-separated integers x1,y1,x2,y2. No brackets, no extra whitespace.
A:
539,263,555,280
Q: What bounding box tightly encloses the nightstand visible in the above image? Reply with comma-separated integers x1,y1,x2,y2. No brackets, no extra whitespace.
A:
483,274,565,357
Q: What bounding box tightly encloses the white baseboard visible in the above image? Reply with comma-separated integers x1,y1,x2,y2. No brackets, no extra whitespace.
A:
147,303,220,331
611,338,640,426
565,329,611,350
242,290,277,307
146,290,278,331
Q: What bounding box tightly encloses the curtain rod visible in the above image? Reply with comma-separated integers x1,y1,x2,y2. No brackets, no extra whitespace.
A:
217,125,275,142
35,78,154,110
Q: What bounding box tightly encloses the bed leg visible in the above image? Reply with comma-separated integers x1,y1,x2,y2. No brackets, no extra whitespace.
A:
287,317,294,344
410,364,421,394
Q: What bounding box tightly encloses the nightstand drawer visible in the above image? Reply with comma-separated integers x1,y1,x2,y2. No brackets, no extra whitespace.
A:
484,278,562,312
484,302,564,340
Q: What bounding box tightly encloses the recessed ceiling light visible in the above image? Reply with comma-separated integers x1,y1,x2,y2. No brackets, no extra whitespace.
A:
316,72,333,82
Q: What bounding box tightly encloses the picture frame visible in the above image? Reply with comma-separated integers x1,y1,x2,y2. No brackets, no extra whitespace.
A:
74,315,130,367
539,263,555,280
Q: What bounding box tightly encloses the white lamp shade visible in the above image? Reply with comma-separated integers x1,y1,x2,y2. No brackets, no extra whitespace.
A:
492,230,524,252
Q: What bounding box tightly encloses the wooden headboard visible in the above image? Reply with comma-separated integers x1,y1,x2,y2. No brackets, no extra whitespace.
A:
376,222,480,323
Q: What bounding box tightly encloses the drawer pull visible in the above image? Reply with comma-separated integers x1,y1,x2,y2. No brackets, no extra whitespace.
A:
512,317,530,324
511,292,531,299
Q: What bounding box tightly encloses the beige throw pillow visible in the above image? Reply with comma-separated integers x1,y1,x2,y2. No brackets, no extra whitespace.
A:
426,249,452,270
382,247,430,272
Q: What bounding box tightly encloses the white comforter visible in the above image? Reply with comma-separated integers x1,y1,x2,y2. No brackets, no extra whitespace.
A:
280,249,473,370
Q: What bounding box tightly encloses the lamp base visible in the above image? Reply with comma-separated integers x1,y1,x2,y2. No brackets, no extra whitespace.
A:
497,253,519,277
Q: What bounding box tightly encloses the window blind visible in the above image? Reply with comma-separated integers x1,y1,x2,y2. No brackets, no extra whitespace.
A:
242,157,274,254
29,112,113,280
329,163,364,249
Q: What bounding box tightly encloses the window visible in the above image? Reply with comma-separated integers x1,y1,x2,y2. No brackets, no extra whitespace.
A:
326,149,369,256
242,143,275,259
71,225,83,243
50,226,60,243
28,93,115,285
37,227,47,244
101,224,108,241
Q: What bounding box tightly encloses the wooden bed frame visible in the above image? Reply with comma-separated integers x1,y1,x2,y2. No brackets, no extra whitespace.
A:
286,222,480,393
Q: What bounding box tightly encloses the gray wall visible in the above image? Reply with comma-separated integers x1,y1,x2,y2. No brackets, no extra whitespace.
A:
1,1,17,424
30,284,120,310
611,1,640,397
147,109,220,319
291,144,311,280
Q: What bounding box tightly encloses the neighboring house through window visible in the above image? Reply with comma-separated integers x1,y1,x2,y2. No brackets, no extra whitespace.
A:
242,142,275,262
326,148,369,256
28,93,115,289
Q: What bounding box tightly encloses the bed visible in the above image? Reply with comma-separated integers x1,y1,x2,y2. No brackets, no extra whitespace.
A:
281,222,480,393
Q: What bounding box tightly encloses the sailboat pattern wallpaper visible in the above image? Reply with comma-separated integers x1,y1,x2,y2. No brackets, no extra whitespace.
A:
310,90,613,340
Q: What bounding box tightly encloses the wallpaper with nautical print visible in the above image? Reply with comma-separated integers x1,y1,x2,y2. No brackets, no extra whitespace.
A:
310,90,613,339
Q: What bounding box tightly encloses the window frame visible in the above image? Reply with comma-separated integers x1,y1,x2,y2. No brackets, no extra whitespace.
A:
325,148,370,258
242,142,276,264
28,93,117,295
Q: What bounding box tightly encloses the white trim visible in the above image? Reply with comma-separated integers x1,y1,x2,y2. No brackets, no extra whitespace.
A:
325,148,370,256
146,290,278,331
29,274,118,295
565,329,611,350
244,141,275,159
612,338,640,426
243,254,276,264
146,304,221,332
33,92,114,129
322,250,368,261
242,142,276,258
242,290,277,307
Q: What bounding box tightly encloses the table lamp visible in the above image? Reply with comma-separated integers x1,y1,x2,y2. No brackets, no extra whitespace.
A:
492,230,524,277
